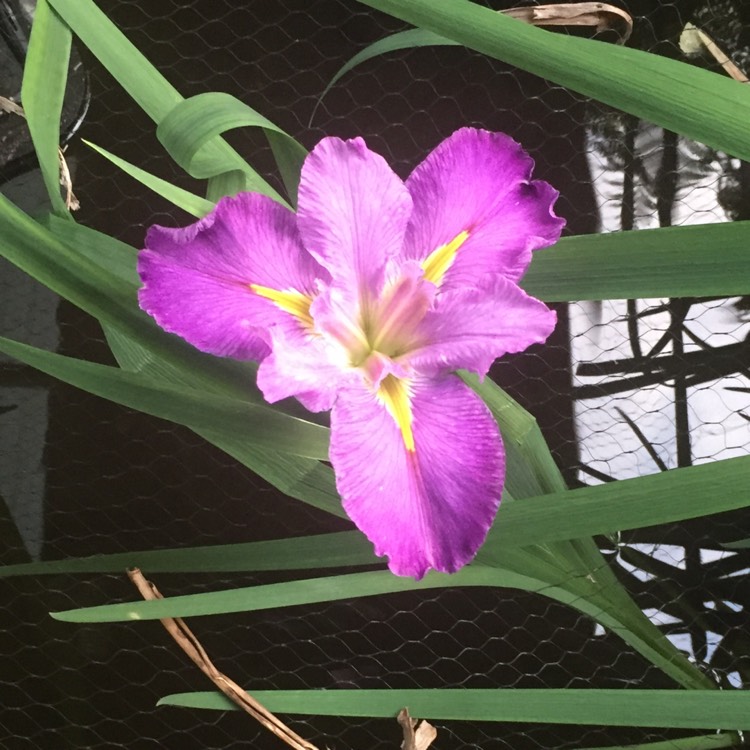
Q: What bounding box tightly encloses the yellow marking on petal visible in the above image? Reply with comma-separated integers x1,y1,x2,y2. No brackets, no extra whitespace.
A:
377,374,415,452
250,284,313,327
421,230,470,286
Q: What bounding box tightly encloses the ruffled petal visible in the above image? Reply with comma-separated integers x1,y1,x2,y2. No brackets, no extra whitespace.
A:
256,319,355,413
296,136,412,301
407,275,557,378
138,193,324,360
404,128,565,289
330,374,504,579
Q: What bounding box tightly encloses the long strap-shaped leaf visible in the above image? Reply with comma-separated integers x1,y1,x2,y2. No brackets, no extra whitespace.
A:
158,688,750,729
83,141,215,218
524,222,750,301
20,0,72,217
157,93,308,205
8,452,750,576
355,0,750,161
0,336,329,460
45,0,292,203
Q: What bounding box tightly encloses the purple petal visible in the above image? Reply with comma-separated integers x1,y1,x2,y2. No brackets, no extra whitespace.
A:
296,137,412,300
407,275,557,378
404,128,565,289
331,374,504,579
138,192,324,360
256,319,355,412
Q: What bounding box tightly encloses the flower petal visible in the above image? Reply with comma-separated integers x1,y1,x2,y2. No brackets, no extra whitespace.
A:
138,193,323,360
407,275,557,378
331,374,504,579
256,321,354,412
296,136,412,301
404,128,565,289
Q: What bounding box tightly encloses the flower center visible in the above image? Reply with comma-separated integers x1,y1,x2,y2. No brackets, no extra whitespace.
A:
357,266,434,365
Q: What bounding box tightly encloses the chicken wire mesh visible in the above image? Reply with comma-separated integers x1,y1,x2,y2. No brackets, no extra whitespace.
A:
1,0,750,748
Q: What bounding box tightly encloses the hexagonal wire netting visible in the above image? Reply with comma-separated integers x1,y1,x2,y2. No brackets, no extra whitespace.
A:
2,0,750,748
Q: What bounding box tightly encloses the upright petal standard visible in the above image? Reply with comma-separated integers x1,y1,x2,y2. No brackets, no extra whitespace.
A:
138,128,565,579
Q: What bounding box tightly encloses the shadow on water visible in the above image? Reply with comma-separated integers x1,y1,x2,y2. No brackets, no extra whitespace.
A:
2,0,750,748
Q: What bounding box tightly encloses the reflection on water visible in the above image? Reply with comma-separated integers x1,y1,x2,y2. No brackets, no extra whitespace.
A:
571,19,750,682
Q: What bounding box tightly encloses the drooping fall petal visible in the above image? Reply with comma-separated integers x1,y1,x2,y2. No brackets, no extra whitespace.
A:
139,193,323,360
330,374,505,579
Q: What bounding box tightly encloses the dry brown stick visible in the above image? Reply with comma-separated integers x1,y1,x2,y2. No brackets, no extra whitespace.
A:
127,568,319,750
503,3,633,45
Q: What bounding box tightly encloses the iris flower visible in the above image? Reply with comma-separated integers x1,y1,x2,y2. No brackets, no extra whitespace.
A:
138,128,564,579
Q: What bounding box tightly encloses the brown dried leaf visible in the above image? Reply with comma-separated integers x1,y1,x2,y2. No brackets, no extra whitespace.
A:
398,708,438,750
504,2,633,44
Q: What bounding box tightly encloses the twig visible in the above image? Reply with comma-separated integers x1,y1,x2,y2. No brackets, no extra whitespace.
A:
127,568,319,750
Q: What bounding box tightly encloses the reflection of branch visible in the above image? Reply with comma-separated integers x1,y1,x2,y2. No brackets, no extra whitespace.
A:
574,339,750,399
128,568,320,750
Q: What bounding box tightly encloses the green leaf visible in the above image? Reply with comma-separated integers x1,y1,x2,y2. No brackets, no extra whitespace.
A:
0,532,369,577
461,372,565,498
321,29,447,99
83,140,215,218
523,223,750,302
355,0,750,161
266,130,308,208
0,336,330,460
46,0,283,203
100,325,345,518
20,0,72,217
486,454,750,550
40,454,750,609
157,688,750,729
48,566,579,622
156,92,306,203
722,538,750,550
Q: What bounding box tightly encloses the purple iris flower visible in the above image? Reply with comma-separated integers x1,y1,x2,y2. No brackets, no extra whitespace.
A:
138,128,564,579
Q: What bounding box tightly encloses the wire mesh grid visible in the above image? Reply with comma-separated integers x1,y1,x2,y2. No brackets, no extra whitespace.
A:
2,0,750,748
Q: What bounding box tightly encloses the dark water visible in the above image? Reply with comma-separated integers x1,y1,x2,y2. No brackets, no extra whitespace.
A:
2,1,750,748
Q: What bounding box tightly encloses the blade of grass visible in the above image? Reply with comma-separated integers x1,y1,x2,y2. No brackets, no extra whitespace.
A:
0,336,329,460
356,0,750,161
45,0,284,203
0,532,369,577
523,223,750,302
83,140,214,218
484,454,750,550
156,688,750,729
156,92,306,202
20,0,72,217
9,453,750,578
